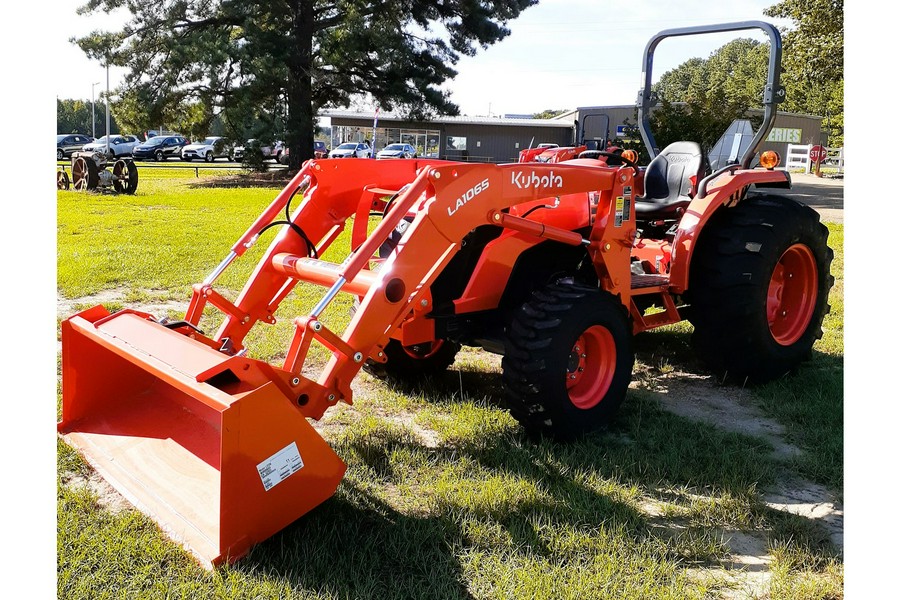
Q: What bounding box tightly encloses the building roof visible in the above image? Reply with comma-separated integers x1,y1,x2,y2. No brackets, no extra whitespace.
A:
322,109,575,128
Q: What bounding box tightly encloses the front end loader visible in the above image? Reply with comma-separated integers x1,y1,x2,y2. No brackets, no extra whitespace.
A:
59,21,833,567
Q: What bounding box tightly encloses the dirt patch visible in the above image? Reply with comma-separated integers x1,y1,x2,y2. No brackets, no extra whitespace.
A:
57,288,190,321
188,170,295,189
639,373,801,460
635,370,843,597
61,472,132,515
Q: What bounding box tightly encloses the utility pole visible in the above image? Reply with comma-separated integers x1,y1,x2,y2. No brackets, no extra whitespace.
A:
91,81,101,139
105,60,110,156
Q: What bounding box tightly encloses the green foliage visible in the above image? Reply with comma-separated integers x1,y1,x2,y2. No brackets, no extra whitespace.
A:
533,109,569,119
57,98,119,137
240,139,269,172
646,39,770,157
74,0,538,168
765,0,844,145
649,1,845,150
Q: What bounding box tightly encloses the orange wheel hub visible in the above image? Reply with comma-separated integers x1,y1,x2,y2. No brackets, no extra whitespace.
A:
767,243,818,345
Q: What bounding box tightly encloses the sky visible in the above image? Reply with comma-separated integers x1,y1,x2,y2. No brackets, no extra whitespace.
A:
49,0,795,117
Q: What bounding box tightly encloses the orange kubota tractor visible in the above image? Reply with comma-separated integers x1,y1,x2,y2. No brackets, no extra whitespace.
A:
59,21,833,567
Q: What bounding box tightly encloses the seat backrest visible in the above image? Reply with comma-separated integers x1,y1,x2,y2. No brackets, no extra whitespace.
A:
641,141,704,206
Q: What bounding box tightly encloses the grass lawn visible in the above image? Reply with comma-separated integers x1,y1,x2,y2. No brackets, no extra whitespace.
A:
57,167,843,599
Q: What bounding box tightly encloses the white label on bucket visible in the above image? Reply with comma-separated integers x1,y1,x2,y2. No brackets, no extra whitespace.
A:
257,442,304,491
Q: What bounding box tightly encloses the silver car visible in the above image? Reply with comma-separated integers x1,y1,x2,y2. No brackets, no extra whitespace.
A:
82,135,141,158
376,143,417,159
329,142,372,158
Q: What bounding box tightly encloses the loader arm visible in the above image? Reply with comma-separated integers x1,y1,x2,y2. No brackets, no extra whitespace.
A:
210,160,634,420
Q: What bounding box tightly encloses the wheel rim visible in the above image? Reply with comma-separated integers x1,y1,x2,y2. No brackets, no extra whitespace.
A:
57,149,63,160
566,325,616,409
767,243,818,346
73,158,87,190
113,160,126,192
402,339,445,360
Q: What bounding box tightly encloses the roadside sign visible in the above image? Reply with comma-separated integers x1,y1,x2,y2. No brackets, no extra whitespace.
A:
809,145,827,163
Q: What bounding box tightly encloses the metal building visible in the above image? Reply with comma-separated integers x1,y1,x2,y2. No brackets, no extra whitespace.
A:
324,110,574,163
323,106,822,164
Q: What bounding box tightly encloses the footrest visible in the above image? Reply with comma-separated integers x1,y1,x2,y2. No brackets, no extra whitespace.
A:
631,274,669,290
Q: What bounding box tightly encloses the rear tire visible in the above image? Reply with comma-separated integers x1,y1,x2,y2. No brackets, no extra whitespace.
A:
502,282,633,441
687,194,834,383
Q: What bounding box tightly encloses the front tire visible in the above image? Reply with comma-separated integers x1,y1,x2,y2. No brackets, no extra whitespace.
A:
502,282,633,440
155,150,165,162
363,338,460,380
687,194,834,383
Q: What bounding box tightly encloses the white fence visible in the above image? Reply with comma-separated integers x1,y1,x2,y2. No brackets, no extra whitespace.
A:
785,144,844,174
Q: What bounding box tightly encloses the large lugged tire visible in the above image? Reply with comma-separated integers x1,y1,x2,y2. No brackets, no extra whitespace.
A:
686,194,834,383
502,282,633,440
363,338,460,380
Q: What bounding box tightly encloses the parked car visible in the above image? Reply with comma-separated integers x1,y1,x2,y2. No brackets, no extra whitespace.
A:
329,141,372,158
376,143,417,159
82,135,141,158
144,129,180,140
277,141,330,165
57,134,94,160
132,135,189,161
233,139,284,162
181,136,234,162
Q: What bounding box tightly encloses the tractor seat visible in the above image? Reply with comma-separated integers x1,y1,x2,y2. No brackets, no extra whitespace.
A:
635,141,704,220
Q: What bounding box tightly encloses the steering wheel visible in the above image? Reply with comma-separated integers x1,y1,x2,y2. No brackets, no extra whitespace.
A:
577,150,639,169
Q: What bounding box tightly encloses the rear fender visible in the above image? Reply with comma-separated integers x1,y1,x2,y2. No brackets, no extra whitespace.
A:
668,168,791,292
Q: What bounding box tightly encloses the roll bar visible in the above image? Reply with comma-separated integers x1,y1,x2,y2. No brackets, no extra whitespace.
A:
636,20,785,181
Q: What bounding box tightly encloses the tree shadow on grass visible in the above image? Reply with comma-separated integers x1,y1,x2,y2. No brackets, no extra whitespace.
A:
238,328,841,590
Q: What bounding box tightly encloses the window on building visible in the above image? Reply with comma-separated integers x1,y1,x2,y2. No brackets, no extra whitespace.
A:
446,136,467,151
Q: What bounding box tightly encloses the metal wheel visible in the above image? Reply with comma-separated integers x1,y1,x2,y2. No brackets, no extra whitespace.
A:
205,151,214,162
767,243,819,345
112,159,139,194
57,170,70,190
72,156,99,191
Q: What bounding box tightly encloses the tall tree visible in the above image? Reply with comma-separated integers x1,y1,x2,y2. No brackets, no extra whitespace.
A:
649,39,768,156
74,0,537,168
57,98,120,137
765,0,843,145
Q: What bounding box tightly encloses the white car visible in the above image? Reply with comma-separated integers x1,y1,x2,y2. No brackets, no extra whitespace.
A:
181,136,234,162
329,142,372,158
82,135,140,158
376,143,417,159
234,139,284,161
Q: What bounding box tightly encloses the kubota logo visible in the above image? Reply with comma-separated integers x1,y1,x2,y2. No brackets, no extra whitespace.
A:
511,170,563,189
447,178,490,217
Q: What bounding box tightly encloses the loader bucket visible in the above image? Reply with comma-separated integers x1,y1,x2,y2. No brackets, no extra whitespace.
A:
58,305,346,567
